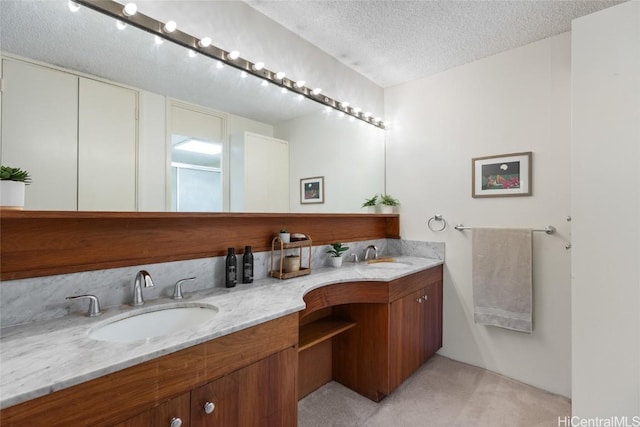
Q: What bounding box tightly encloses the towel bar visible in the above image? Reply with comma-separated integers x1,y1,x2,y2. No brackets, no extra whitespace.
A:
454,224,556,235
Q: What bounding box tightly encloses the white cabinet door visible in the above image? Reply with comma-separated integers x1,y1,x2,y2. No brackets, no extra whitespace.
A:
1,58,78,210
231,132,289,212
78,78,137,211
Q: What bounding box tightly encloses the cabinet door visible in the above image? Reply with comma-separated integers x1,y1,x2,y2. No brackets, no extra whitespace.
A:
422,280,443,359
191,347,296,427
243,133,289,212
113,392,190,427
390,289,426,389
1,58,78,210
78,77,137,211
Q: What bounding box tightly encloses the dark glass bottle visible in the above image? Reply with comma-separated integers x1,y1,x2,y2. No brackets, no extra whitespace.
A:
242,246,254,284
225,248,237,288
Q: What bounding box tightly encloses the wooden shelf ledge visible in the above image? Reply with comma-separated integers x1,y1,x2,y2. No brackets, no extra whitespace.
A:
299,319,356,352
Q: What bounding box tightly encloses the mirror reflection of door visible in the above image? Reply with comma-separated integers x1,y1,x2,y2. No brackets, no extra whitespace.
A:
169,101,226,212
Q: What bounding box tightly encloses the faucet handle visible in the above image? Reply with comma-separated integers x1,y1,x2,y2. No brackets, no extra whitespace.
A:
66,294,102,317
172,277,196,300
349,253,359,263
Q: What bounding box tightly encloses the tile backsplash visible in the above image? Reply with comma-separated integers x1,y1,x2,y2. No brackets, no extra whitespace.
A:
0,239,443,329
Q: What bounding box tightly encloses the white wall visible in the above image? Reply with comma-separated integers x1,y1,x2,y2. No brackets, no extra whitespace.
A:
384,33,572,396
571,1,640,417
275,111,386,213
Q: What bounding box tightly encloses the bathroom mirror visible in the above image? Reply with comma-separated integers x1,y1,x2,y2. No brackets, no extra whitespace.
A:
0,0,385,213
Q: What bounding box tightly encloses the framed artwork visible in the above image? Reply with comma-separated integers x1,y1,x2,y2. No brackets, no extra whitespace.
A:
472,152,532,198
300,176,324,204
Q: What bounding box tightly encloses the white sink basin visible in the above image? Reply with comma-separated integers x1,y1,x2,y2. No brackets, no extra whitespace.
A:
89,304,219,343
364,261,411,269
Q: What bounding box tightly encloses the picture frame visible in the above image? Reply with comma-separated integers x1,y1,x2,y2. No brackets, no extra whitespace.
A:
472,152,532,198
300,176,324,204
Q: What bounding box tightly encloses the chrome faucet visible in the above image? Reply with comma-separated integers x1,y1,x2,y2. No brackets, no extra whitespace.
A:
172,277,196,300
133,270,155,306
363,245,378,261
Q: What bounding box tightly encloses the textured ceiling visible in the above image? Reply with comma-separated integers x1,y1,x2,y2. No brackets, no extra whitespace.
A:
244,0,625,88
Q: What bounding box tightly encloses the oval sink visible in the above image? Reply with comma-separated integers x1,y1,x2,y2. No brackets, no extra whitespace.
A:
89,305,218,343
364,261,411,269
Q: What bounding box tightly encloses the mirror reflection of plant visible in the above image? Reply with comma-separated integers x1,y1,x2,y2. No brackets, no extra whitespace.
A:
361,195,378,208
380,194,400,206
326,242,349,257
0,166,31,184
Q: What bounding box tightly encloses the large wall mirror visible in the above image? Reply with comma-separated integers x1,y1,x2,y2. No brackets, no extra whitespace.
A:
0,0,385,213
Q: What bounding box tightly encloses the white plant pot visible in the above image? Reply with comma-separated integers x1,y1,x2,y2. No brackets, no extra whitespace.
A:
379,205,394,214
279,232,291,243
0,181,25,210
367,206,377,213
328,257,343,268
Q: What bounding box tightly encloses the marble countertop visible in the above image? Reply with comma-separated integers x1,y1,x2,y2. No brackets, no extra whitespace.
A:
0,256,443,410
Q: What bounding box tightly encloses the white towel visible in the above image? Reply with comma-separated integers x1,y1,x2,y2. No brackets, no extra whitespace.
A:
472,228,533,333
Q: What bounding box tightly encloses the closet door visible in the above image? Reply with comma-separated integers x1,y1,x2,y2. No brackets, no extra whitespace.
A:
78,78,137,211
1,58,78,210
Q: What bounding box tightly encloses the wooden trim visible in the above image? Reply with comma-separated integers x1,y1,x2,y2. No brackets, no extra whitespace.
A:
0,313,298,426
298,319,356,352
0,211,400,280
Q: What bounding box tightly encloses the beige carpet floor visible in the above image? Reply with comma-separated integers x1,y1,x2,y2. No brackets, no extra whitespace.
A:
298,355,570,427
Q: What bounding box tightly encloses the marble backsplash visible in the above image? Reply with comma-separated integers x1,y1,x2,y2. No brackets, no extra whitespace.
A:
0,239,443,329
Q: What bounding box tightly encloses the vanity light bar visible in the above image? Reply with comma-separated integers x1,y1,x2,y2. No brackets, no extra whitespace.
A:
73,0,386,129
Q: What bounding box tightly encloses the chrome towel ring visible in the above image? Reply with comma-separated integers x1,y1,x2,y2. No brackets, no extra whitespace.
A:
428,214,447,232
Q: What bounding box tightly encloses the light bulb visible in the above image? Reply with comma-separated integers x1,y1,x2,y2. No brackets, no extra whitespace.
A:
294,80,305,88
312,88,322,95
68,1,80,12
163,21,177,33
122,2,137,16
374,117,381,123
228,51,240,60
252,62,264,71
154,35,164,44
198,37,211,48
275,71,286,80
116,20,127,30
353,107,361,114
341,102,350,109
363,112,371,118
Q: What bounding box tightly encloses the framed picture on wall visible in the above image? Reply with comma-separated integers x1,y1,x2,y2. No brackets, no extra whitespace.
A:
300,176,324,204
472,152,532,198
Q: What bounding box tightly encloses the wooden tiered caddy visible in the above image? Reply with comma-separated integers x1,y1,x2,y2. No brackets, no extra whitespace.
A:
269,234,312,279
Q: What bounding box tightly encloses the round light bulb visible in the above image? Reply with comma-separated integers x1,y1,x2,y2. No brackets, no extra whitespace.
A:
294,80,306,88
227,51,240,60
341,102,350,109
116,20,127,30
122,2,137,16
312,88,322,95
275,71,286,80
198,37,211,48
252,62,264,71
163,21,177,33
364,112,371,118
68,1,80,12
353,107,361,114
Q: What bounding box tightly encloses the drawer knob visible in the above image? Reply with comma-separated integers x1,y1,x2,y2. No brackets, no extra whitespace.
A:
204,401,216,414
423,295,428,300
416,297,423,303
170,417,182,427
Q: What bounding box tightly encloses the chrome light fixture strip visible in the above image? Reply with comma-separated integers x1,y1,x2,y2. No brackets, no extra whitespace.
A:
74,0,385,129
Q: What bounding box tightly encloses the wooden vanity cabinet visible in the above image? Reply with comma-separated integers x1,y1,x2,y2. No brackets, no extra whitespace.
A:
0,314,298,427
300,265,443,402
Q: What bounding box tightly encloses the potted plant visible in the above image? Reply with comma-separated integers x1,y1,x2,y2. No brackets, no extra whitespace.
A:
379,194,400,214
326,242,349,267
278,227,291,243
361,195,378,213
0,166,31,210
